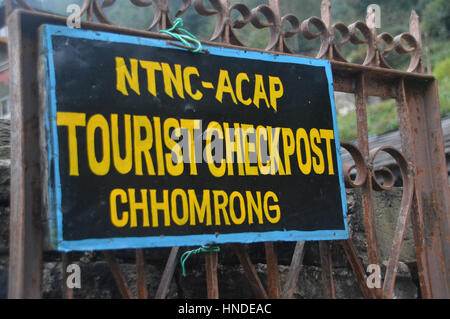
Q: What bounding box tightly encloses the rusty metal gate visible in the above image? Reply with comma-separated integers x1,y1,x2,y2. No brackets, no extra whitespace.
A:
5,0,449,299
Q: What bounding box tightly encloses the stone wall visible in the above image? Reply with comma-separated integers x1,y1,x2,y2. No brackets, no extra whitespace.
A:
0,119,420,299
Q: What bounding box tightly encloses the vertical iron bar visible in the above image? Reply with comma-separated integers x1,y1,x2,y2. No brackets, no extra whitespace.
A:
268,0,283,53
355,73,382,298
222,0,231,45
8,11,43,299
320,0,333,60
135,249,148,299
264,242,281,298
408,11,425,73
319,241,336,299
205,252,219,299
396,78,450,298
420,81,449,298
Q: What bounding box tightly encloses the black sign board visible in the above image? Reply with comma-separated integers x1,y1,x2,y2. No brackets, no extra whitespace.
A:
39,24,348,251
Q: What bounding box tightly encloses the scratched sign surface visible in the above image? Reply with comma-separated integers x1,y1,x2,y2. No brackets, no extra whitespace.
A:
39,24,348,251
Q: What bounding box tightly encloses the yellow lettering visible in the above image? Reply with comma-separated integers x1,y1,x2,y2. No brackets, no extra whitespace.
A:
310,128,325,174
111,114,132,174
253,74,269,108
163,118,184,176
180,119,201,175
229,191,246,225
296,128,312,175
216,70,237,104
128,188,149,227
268,76,283,112
86,114,110,176
110,188,129,227
205,122,226,178
56,112,86,176
241,124,258,176
139,60,162,97
213,190,231,226
149,189,170,227
188,189,212,226
235,73,251,105
246,191,263,224
264,191,281,224
161,63,184,99
183,66,203,100
171,189,189,226
320,129,335,175
115,57,140,96
153,117,165,176
133,115,155,175
281,128,295,175
267,126,285,175
223,123,245,176
256,126,271,175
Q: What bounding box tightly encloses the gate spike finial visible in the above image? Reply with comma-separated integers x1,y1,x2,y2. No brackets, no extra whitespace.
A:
408,10,424,73
250,0,301,53
321,0,332,29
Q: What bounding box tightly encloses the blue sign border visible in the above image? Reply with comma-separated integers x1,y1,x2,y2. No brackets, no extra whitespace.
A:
41,24,348,251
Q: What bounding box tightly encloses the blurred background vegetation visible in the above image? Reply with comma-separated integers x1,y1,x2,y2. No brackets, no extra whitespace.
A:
27,0,449,142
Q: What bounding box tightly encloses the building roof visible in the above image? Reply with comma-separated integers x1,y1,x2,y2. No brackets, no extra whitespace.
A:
341,116,450,168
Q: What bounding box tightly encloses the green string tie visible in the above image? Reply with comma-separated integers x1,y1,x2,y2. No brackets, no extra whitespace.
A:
180,245,220,277
159,18,203,53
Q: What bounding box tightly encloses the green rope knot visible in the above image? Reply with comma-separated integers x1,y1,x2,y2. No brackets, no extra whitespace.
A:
180,245,220,277
159,18,203,53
